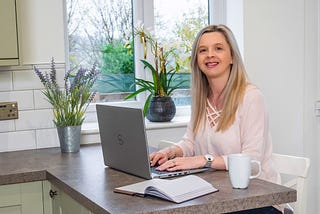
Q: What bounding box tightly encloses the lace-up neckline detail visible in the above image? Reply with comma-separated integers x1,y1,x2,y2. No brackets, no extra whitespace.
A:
206,99,222,127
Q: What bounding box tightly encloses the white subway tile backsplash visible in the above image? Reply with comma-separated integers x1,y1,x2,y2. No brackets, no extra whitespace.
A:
36,128,60,149
13,68,65,91
0,71,13,91
0,120,15,132
0,90,34,110
15,109,54,131
0,130,36,152
13,70,43,90
1,62,67,152
34,89,52,109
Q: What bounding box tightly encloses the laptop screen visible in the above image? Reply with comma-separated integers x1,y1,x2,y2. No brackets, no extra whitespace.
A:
96,104,153,179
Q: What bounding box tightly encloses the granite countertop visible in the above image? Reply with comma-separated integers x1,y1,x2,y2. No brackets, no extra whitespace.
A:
0,144,296,214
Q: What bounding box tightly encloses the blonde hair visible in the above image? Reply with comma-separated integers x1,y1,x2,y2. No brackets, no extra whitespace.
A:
190,24,248,133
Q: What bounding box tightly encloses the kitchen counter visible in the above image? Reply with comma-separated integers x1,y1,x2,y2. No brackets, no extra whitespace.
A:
0,144,296,213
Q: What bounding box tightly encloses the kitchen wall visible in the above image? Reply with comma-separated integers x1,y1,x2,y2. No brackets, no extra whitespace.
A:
228,0,319,212
0,0,65,152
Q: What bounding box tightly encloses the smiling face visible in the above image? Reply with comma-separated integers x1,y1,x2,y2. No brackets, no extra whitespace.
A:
196,32,233,81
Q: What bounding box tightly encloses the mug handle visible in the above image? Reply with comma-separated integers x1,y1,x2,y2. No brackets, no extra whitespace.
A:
250,160,261,179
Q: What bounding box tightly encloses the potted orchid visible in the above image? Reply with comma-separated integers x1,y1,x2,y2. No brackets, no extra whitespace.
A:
125,26,186,122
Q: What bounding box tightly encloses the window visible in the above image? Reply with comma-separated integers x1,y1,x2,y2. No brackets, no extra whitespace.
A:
66,0,133,103
66,0,221,110
153,0,209,105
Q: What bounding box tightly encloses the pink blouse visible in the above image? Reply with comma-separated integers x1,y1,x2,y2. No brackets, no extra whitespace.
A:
177,84,280,184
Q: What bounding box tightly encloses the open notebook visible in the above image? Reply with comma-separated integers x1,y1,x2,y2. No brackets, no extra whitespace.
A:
114,175,218,203
96,104,207,179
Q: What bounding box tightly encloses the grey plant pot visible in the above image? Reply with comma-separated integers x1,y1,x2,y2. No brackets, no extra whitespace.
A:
146,96,176,122
57,125,81,153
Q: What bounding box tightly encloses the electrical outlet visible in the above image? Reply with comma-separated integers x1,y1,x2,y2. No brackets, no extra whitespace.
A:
0,102,19,120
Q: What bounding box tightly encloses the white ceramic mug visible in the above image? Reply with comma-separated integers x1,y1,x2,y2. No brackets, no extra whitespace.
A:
228,153,261,189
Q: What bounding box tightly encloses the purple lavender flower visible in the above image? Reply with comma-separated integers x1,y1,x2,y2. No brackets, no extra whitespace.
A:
49,57,57,84
34,66,46,85
33,58,99,127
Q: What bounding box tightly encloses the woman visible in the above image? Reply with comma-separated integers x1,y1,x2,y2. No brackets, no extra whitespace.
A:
150,25,282,214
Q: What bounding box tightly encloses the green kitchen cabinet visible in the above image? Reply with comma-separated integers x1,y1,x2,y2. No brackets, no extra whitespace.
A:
0,181,93,214
0,181,45,214
47,182,93,214
0,0,19,66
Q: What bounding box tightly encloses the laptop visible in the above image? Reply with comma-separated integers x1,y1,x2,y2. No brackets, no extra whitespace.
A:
96,104,207,179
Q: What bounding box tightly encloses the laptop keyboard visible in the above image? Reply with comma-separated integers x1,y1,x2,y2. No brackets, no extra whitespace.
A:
151,166,172,175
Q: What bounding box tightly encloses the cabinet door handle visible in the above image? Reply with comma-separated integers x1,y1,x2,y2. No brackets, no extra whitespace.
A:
49,189,58,198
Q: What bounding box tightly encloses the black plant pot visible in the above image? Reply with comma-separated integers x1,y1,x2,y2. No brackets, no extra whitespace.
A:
146,96,176,122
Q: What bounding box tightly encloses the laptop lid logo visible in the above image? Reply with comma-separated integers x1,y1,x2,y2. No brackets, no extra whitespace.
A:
117,133,125,145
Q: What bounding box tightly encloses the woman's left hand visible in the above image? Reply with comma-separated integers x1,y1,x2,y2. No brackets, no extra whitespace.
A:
156,156,206,171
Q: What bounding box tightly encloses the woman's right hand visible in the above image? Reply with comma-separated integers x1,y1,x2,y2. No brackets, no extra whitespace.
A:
149,151,169,167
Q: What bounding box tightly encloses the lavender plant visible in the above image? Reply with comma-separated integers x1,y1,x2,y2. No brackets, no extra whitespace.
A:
34,58,99,127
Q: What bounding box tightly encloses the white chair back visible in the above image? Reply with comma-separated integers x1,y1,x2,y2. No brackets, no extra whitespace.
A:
272,153,310,214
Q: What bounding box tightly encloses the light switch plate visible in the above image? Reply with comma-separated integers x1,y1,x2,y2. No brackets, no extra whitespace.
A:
0,102,19,120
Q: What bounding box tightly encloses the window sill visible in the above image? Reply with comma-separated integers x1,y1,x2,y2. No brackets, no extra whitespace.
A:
81,103,191,145
82,115,190,134
80,115,190,145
